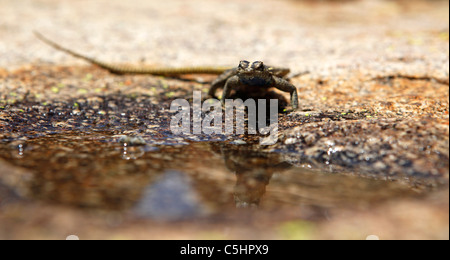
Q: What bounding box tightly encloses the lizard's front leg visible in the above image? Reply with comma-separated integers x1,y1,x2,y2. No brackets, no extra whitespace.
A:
209,68,237,98
272,77,299,109
221,75,241,105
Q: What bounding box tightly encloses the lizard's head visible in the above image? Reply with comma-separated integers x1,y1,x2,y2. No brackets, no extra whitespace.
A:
236,60,274,81
237,60,289,75
237,60,265,73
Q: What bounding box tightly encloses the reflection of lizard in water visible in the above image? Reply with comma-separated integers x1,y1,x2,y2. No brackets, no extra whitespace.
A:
34,32,304,109
211,143,292,208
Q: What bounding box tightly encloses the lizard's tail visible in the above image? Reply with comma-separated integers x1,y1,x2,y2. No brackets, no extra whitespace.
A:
33,31,229,75
33,31,111,69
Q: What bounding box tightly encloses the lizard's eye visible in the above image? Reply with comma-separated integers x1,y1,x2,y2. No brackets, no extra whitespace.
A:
239,60,250,69
251,61,264,70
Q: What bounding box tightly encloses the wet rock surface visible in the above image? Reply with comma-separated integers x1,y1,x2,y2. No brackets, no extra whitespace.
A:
0,0,448,239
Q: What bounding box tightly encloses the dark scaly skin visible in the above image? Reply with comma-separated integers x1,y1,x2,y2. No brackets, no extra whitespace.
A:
211,60,299,109
35,32,298,109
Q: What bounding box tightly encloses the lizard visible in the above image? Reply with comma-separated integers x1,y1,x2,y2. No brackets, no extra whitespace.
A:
34,31,300,109
210,60,299,109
